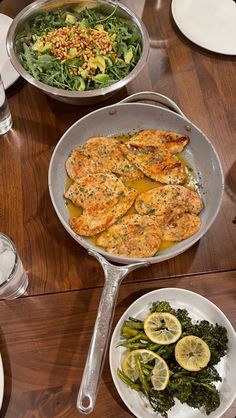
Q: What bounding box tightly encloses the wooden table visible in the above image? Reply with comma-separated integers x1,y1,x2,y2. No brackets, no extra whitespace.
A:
0,0,235,417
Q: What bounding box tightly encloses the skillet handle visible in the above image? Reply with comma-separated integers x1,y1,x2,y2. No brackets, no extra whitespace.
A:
119,91,187,119
76,250,149,414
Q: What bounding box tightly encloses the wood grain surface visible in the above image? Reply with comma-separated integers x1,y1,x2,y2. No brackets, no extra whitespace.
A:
0,271,235,418
0,0,235,417
0,0,236,295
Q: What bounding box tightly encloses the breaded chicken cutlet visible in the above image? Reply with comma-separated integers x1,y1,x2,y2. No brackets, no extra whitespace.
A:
120,129,190,184
64,173,138,236
125,129,189,154
66,136,143,182
64,129,203,257
121,144,186,184
97,214,163,258
135,185,203,220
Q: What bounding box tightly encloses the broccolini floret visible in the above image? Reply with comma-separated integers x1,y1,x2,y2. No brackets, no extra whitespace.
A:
117,300,228,417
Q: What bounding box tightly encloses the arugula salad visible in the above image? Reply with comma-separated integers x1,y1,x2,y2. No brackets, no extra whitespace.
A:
14,3,143,91
117,301,228,417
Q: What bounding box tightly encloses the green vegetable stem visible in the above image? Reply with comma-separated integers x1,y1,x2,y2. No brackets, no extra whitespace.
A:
117,300,228,417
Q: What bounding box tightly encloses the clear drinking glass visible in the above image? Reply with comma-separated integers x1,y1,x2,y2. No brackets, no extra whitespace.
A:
0,74,12,135
0,233,28,300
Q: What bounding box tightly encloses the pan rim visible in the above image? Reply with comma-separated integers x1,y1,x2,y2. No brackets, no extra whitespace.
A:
48,101,224,264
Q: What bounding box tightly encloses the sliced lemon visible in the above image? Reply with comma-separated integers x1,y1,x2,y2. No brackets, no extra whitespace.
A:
122,348,170,390
151,355,170,390
175,335,211,371
144,312,182,345
122,349,158,381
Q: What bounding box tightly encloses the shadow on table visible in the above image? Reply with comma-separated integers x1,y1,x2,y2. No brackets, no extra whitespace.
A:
44,85,129,141
0,332,12,418
225,160,236,205
6,77,26,99
7,76,129,149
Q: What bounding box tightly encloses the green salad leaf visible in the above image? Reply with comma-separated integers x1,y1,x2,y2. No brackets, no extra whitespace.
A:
15,4,142,91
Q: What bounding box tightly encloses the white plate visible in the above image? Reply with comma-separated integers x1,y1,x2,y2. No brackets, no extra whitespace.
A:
171,0,236,55
0,13,20,89
109,288,236,418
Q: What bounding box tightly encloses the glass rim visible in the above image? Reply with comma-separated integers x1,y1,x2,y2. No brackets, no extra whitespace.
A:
0,232,19,289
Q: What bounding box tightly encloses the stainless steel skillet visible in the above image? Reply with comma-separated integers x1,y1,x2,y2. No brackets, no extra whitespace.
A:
48,91,224,414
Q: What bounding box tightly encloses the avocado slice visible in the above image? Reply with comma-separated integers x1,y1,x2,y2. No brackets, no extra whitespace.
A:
124,48,133,64
80,69,89,80
103,56,113,67
78,18,89,29
92,74,110,84
94,24,104,31
64,58,83,68
32,38,52,53
78,77,86,90
88,55,106,73
65,13,76,25
68,47,78,58
73,2,95,13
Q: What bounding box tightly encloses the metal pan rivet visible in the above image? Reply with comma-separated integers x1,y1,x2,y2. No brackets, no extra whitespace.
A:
109,109,117,115
185,125,191,132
